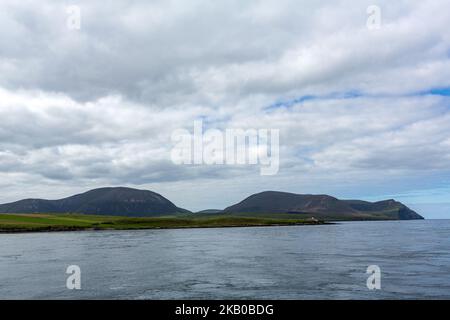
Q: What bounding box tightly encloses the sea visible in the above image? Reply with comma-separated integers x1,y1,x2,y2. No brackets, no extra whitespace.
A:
1,220,449,299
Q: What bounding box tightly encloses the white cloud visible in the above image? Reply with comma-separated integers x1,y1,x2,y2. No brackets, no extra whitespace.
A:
0,0,450,213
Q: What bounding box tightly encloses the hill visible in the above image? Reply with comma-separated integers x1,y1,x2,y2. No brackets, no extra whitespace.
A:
0,187,189,217
222,191,424,221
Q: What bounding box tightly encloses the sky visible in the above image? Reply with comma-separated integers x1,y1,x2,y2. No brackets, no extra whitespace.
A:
0,0,450,218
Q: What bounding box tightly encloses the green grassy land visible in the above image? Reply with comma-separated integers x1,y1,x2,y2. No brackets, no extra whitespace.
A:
0,213,324,233
198,211,404,221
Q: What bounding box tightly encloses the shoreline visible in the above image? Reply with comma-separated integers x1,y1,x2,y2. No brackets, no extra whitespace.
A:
0,221,331,234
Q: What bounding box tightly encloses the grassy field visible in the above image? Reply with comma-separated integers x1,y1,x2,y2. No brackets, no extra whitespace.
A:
195,211,405,221
0,213,324,233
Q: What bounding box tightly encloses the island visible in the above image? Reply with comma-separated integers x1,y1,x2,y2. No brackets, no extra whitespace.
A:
0,187,423,233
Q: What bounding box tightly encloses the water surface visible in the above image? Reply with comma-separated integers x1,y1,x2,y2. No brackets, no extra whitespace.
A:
1,220,449,299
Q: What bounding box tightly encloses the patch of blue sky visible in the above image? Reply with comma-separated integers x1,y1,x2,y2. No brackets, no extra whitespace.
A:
264,90,363,112
416,87,450,97
266,88,450,113
428,87,450,96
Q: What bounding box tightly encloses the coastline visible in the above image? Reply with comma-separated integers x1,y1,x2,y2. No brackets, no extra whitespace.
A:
0,213,329,234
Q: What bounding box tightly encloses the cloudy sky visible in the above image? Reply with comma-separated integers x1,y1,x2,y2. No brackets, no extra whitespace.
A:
1,0,450,217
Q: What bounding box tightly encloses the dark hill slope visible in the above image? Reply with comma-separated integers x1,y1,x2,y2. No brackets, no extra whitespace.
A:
223,191,423,221
0,187,189,217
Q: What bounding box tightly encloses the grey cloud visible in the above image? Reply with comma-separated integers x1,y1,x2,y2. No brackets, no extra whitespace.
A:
1,0,448,106
1,0,450,212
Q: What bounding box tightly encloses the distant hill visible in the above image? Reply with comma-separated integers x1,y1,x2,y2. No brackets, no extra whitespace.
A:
222,191,424,221
0,188,424,221
0,187,190,217
196,209,223,214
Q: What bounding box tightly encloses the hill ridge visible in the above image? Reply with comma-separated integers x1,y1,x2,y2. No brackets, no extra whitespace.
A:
223,191,423,221
0,187,189,217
